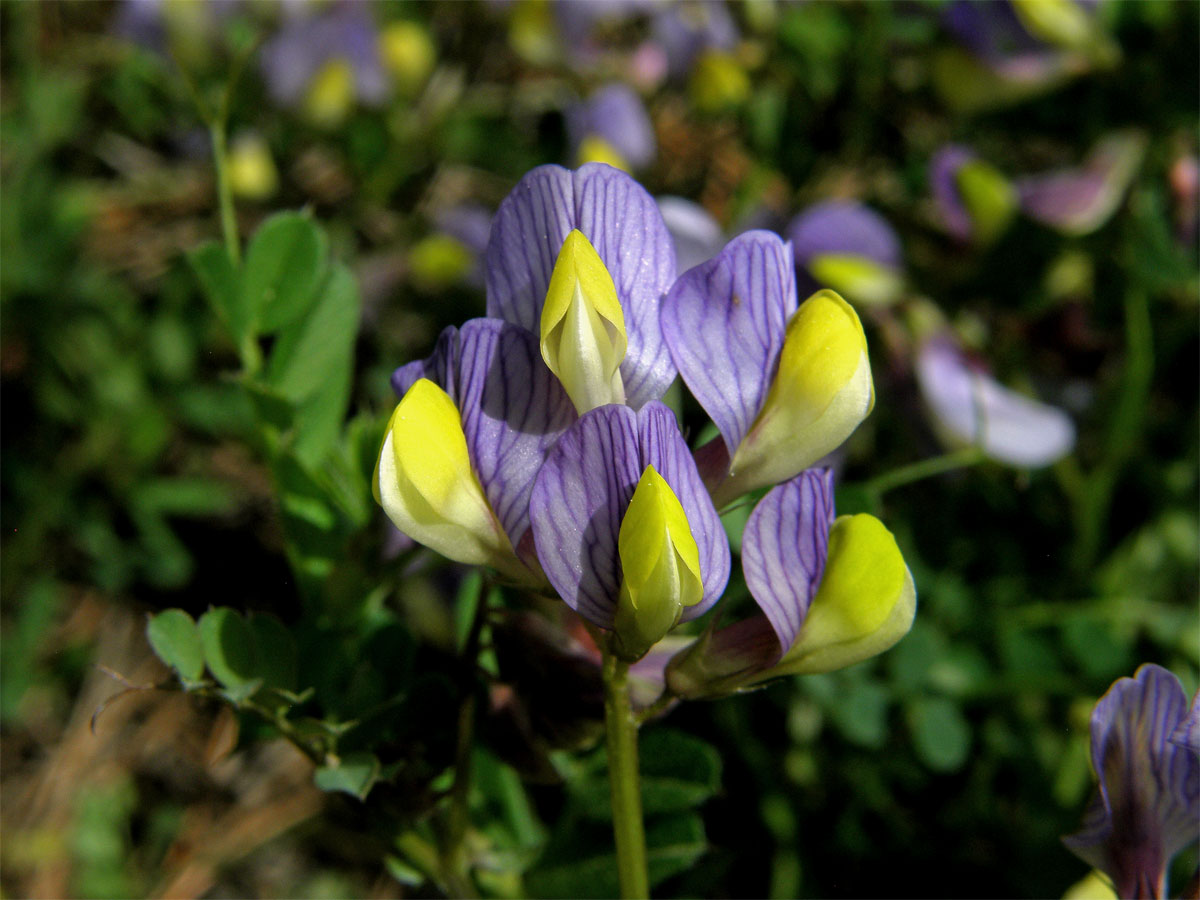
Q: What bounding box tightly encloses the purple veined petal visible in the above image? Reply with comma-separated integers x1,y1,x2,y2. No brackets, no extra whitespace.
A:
1016,132,1147,236
788,201,903,271
530,405,642,627
657,196,726,274
485,163,678,409
741,470,835,658
567,84,657,170
1170,693,1200,754
390,319,576,558
661,230,797,458
915,336,1075,468
635,402,731,616
1064,664,1200,898
930,145,978,242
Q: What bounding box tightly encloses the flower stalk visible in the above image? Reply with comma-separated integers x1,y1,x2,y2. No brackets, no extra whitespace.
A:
603,647,649,899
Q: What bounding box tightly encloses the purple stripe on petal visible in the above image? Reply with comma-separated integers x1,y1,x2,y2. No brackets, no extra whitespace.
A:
661,230,797,457
485,163,678,409
530,405,642,627
1170,694,1200,754
635,402,731,616
741,470,835,657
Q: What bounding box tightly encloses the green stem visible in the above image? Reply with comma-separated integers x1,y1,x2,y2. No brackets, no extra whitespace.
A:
603,650,649,900
861,446,986,501
209,120,240,267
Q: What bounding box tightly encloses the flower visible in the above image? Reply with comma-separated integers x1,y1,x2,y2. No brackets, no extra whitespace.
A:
667,469,916,698
1063,664,1200,899
930,144,1018,245
656,196,726,274
914,335,1075,468
787,201,906,306
529,402,730,661
566,84,657,172
661,230,874,505
485,163,677,413
1016,131,1147,236
378,318,576,585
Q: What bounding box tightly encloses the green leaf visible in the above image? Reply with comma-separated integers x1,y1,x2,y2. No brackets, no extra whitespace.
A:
198,607,258,693
288,355,351,469
248,613,298,693
526,814,707,898
826,679,891,749
241,212,327,334
188,241,247,344
314,751,381,799
146,609,205,682
266,262,360,404
907,696,972,772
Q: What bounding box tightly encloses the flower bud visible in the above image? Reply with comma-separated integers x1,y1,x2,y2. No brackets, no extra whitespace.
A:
540,229,628,413
374,378,522,578
613,466,703,661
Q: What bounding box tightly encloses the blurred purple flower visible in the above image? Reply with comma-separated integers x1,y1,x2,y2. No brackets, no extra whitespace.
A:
651,0,738,78
1016,132,1147,235
930,144,1018,245
915,336,1075,468
1064,665,1200,899
656,196,725,274
566,83,657,171
787,201,905,305
260,0,388,110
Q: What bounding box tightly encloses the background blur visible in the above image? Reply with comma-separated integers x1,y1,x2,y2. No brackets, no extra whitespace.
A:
1,1,1197,898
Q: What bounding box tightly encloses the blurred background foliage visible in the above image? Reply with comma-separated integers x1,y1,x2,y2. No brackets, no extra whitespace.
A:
1,0,1196,898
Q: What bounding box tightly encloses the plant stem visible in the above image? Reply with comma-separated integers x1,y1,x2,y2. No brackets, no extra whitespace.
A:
603,649,649,899
209,120,240,267
861,446,986,501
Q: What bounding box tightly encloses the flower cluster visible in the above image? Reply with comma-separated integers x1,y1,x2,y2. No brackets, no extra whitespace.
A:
375,163,915,696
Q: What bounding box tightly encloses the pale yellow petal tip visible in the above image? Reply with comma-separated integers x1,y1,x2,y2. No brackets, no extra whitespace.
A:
807,256,905,306
614,466,703,660
540,229,628,413
577,136,631,172
379,20,436,94
376,379,518,574
1062,870,1117,900
303,59,356,128
772,514,916,677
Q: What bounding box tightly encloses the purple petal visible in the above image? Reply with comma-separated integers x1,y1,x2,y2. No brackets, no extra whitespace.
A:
1064,665,1200,896
741,470,835,657
1170,694,1200,754
787,201,902,270
943,0,1044,66
391,319,576,557
657,196,726,274
1016,132,1146,235
930,145,978,242
485,163,678,408
661,230,797,457
651,0,738,77
567,83,657,170
530,405,642,627
635,403,731,616
914,336,1075,468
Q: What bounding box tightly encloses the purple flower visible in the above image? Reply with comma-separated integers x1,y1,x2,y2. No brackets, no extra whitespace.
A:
260,1,388,120
930,145,1018,245
650,0,738,79
1064,664,1200,899
914,335,1075,468
656,196,726,274
529,402,730,660
1017,131,1147,236
787,201,905,306
379,318,576,584
566,83,657,171
485,163,677,412
667,469,916,697
662,230,874,505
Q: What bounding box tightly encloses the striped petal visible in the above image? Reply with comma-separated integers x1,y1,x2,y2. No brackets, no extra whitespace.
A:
741,470,835,657
660,230,797,458
390,318,576,564
485,163,677,408
1064,664,1200,898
